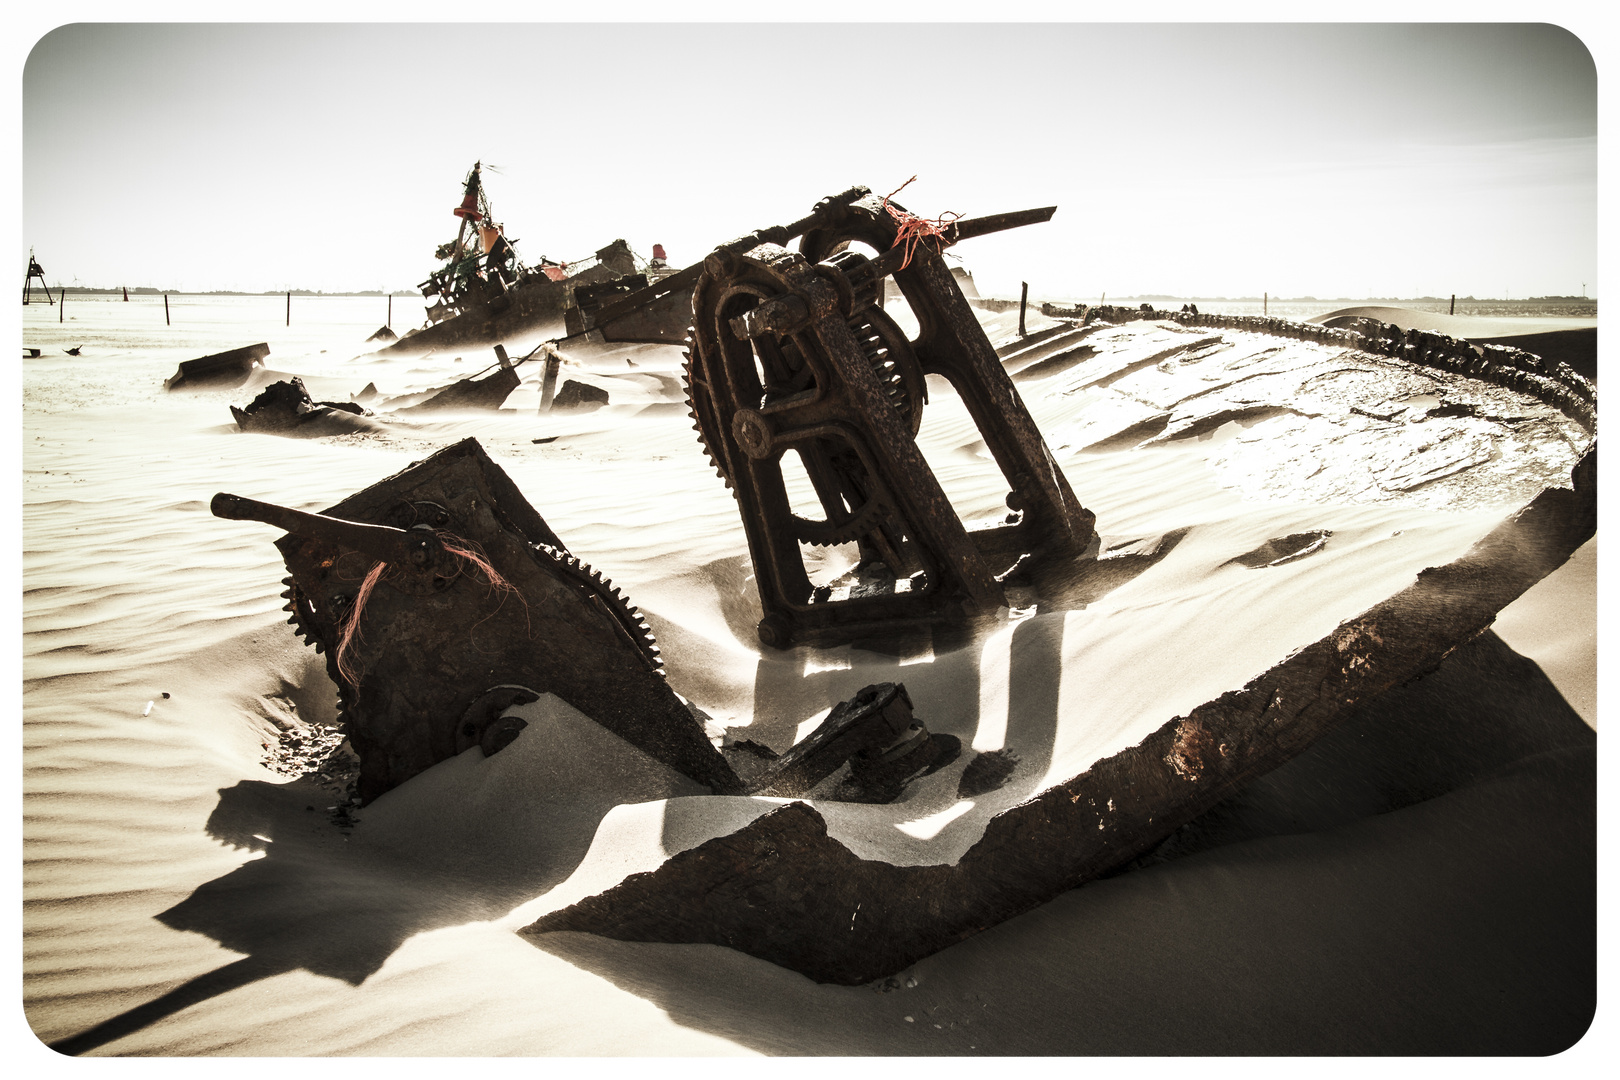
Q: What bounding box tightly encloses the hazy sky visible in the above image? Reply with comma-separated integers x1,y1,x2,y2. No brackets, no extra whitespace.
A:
21,21,1598,300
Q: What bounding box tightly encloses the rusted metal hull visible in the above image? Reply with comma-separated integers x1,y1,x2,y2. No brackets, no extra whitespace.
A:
526,449,1594,982
523,310,1597,985
164,342,270,390
395,364,521,412
379,242,638,356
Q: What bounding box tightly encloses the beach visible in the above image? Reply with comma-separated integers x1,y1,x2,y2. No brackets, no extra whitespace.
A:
20,292,1597,1057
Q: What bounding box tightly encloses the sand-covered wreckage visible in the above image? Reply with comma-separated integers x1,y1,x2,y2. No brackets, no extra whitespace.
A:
164,342,271,390
374,162,651,355
213,185,1595,985
227,341,537,435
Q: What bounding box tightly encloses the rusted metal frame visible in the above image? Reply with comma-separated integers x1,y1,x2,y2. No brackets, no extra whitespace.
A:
700,270,817,625
802,295,1004,614
693,246,989,644
768,417,932,595
747,246,1004,614
731,447,815,624
893,247,1094,557
801,195,1091,561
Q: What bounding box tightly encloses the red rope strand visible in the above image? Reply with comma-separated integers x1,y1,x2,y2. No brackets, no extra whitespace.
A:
880,176,961,271
335,561,388,685
331,532,530,686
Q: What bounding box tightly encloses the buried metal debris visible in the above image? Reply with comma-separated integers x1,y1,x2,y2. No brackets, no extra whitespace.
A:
211,438,740,802
212,439,957,808
230,377,371,434
395,344,522,412
165,342,270,390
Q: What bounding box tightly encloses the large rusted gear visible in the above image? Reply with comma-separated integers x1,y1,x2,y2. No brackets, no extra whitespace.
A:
685,240,1011,647
681,346,734,490
218,438,741,801
281,575,323,652
680,250,928,556
531,542,663,673
579,185,1096,648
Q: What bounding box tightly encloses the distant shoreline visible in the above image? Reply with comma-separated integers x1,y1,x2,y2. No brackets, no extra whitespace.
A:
36,288,420,297
31,288,1598,305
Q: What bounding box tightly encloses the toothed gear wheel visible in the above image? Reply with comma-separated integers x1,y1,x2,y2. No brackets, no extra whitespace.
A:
792,494,892,547
845,302,926,436
529,543,664,675
682,346,734,490
334,682,355,730
281,575,327,654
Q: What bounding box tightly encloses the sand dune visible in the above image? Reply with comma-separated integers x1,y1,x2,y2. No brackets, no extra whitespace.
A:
21,296,1596,1057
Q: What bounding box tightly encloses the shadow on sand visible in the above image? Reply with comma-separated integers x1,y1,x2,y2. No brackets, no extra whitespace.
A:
56,533,1593,1055
52,530,1188,1055
533,629,1596,1055
48,740,657,1055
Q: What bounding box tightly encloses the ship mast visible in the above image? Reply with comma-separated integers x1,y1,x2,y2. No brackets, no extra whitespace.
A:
450,161,484,264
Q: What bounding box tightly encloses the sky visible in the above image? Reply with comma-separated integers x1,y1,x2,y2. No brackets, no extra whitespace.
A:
19,19,1600,301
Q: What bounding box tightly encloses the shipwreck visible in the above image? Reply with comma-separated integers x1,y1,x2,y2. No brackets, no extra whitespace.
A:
213,184,1596,987
375,162,647,356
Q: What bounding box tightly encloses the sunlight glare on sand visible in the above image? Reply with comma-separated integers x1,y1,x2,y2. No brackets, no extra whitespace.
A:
893,800,976,840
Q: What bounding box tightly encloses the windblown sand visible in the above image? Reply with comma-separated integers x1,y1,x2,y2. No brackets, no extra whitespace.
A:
21,295,1597,1056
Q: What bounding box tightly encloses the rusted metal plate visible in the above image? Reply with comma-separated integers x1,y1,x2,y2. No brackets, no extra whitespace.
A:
164,342,270,390
526,449,1595,986
522,309,1596,986
216,438,743,802
395,363,520,412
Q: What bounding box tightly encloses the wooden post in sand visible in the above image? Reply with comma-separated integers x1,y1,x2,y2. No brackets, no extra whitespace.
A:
540,346,562,412
164,293,170,326
59,288,64,323
1450,294,1456,315
387,293,392,330
286,291,291,327
1019,282,1029,337
1264,292,1268,317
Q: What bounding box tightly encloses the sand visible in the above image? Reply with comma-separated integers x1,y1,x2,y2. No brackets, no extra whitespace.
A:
19,294,1599,1059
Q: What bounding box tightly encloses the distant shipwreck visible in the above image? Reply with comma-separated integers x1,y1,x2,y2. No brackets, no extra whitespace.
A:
376,162,648,355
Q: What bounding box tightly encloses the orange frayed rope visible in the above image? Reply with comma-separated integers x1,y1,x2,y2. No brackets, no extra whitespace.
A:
880,176,962,271
333,531,528,686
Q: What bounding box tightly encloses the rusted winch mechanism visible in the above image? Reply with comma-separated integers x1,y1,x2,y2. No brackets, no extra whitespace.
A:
213,438,957,804
213,439,742,802
581,187,1096,648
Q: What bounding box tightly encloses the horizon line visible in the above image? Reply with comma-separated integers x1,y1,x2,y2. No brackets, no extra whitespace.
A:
24,288,1600,304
